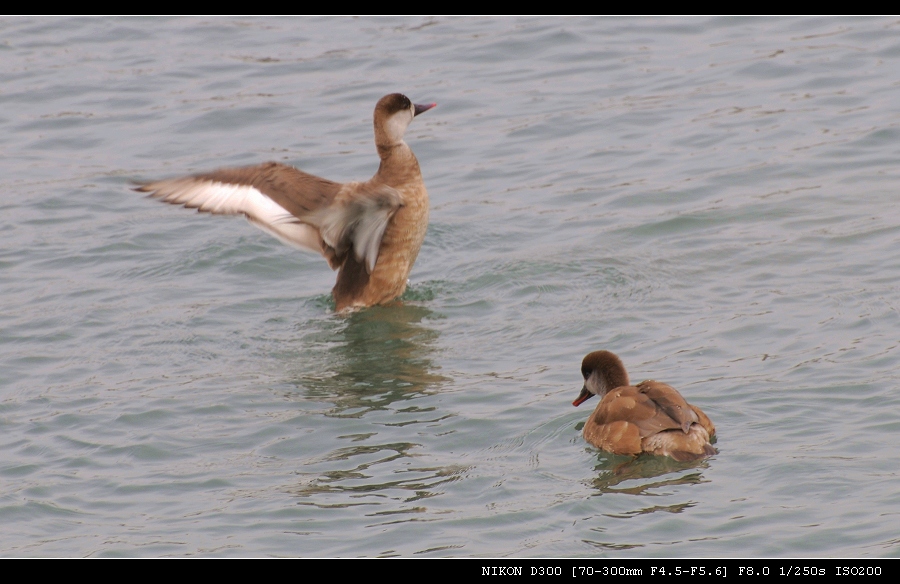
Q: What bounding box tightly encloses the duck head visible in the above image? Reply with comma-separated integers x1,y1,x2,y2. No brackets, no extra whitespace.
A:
572,350,630,407
374,93,436,148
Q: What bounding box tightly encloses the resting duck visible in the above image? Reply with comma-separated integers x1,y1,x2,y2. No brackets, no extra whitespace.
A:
572,351,716,461
136,93,436,312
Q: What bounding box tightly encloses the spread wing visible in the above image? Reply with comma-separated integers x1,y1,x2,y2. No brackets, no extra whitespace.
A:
136,162,402,273
313,182,403,273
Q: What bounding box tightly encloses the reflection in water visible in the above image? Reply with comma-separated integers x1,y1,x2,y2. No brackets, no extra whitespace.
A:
298,303,449,416
581,456,713,551
589,454,711,495
284,303,464,519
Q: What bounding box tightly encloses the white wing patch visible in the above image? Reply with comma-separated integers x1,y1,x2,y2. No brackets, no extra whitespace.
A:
143,179,322,254
142,177,404,271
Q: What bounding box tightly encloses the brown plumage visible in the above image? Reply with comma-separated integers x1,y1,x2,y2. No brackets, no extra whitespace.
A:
135,93,435,312
572,351,716,461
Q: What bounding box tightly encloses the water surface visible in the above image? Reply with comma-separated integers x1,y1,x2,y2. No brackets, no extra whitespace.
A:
2,15,900,557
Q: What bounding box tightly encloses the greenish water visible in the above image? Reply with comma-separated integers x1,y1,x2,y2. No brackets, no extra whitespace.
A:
2,15,900,556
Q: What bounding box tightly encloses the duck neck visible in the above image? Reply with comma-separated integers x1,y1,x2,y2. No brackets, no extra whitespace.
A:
608,367,629,390
589,367,629,398
376,141,421,180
